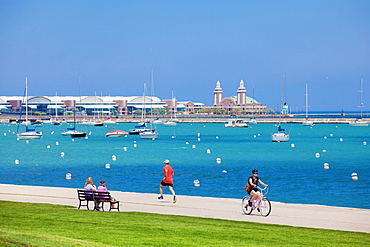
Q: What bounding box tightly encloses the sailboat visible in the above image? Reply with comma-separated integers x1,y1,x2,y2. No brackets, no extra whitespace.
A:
271,73,290,142
62,76,87,138
302,83,314,126
349,77,369,126
248,87,258,125
52,92,61,125
17,77,43,140
129,82,151,135
164,91,178,126
140,71,158,139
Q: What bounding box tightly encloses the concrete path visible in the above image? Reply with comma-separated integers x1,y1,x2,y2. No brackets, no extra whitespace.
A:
1,184,369,233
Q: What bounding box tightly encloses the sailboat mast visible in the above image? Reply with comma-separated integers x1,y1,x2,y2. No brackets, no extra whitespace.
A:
280,73,286,114
305,82,309,119
359,77,364,118
25,77,28,122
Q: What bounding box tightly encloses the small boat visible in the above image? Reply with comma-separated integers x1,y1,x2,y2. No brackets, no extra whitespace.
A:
248,118,258,125
248,87,258,125
82,120,104,126
139,129,158,139
302,83,314,126
271,125,290,142
272,73,291,142
129,123,150,135
17,77,43,140
164,91,178,127
224,119,248,128
17,126,43,140
105,128,128,137
163,121,177,126
153,118,164,124
349,77,369,127
102,117,116,124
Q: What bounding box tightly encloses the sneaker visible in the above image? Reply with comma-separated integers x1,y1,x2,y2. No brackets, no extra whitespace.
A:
173,196,177,203
248,200,252,207
158,196,164,200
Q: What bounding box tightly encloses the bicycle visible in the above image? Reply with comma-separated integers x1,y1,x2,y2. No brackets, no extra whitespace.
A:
242,186,271,217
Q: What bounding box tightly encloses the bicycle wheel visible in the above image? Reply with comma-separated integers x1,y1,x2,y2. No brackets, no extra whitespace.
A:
258,197,271,217
241,196,253,215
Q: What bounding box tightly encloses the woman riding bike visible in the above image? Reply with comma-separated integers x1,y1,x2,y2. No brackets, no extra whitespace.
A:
245,169,268,207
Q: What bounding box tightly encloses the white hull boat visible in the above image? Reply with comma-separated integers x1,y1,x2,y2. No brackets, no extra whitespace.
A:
271,132,290,142
140,129,158,139
224,119,248,128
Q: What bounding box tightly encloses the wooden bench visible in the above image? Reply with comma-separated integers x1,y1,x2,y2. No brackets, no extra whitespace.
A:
77,190,120,211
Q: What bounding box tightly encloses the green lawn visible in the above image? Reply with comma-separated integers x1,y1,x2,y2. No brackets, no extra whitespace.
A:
0,200,368,246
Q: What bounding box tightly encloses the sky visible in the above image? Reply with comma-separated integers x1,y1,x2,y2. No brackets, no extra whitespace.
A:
0,0,369,112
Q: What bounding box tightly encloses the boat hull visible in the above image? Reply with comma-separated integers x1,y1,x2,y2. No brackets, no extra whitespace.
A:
271,133,290,142
349,120,369,126
163,121,177,126
17,132,43,140
140,130,158,139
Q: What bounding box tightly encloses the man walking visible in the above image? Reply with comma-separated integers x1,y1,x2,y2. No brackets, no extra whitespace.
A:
158,159,176,203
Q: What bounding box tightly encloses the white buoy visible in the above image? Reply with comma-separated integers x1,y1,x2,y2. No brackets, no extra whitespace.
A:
55,142,59,146
197,133,201,137
3,133,6,136
193,179,200,187
339,138,343,142
351,173,358,181
330,134,333,137
324,163,329,169
216,158,221,164
258,133,261,136
106,163,111,169
206,149,211,154
47,145,51,149
123,147,127,151
253,135,256,138
315,153,320,158
14,159,19,164
51,131,54,135
112,155,116,161
134,143,137,147
134,141,137,143
322,149,327,153
185,142,189,145
192,145,196,148
198,138,201,141
72,139,75,141
26,140,29,144
66,173,72,180
60,152,65,157
291,143,295,148
324,136,327,139
216,136,219,139
85,136,88,139
363,141,367,145
172,136,175,138
222,170,227,173
89,131,92,135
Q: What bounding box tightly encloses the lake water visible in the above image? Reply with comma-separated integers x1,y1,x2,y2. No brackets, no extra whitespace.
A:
1,122,369,209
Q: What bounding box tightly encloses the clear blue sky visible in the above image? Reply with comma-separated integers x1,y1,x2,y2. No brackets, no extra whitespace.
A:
1,0,369,112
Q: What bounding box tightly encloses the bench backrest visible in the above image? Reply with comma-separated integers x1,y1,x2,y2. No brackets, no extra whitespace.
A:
77,189,112,202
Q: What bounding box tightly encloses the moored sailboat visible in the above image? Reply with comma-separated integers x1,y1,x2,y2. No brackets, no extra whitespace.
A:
302,83,314,126
349,77,369,127
17,77,43,140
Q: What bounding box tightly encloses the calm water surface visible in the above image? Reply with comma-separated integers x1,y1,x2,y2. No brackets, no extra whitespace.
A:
0,122,369,209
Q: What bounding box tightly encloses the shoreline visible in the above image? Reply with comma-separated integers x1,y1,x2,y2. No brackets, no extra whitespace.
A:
1,184,370,233
0,115,368,124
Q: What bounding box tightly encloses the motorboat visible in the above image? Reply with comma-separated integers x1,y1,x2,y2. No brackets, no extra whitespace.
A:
248,118,258,125
105,127,128,137
224,119,248,128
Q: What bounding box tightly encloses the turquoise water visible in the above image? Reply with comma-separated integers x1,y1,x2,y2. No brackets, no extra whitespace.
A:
1,122,369,209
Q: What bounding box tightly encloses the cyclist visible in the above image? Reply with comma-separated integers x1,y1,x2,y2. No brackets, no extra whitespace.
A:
247,169,268,207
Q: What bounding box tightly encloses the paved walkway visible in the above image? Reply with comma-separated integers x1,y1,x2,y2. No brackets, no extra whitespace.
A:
1,184,369,233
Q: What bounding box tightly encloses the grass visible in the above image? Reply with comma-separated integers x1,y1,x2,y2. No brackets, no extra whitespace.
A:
0,201,369,246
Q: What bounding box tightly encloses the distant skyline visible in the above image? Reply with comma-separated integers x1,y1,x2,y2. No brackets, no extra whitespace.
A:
1,1,369,112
